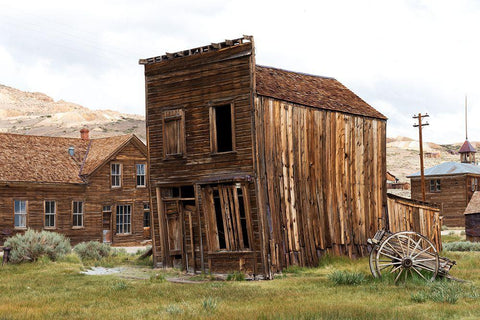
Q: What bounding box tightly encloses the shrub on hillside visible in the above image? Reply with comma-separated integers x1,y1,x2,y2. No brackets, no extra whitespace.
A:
443,241,480,252
4,229,71,263
73,241,111,260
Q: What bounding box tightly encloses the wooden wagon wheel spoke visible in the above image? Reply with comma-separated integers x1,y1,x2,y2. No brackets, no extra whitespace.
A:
394,268,404,283
378,261,402,269
395,236,407,256
411,266,428,281
386,242,403,257
390,264,402,274
379,251,402,262
412,246,432,260
414,257,437,263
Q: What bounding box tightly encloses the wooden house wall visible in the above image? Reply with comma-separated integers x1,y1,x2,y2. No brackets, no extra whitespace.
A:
144,42,262,272
466,213,480,242
85,142,150,245
0,141,150,245
386,194,442,251
410,175,479,227
254,96,387,272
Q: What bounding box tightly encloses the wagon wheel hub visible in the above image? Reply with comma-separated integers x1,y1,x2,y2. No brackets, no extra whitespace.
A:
401,257,413,268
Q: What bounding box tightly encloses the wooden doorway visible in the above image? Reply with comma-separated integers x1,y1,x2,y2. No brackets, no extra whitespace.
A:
160,185,197,270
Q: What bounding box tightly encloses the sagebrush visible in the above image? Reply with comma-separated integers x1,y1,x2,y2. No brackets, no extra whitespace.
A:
443,241,480,252
73,241,111,260
4,229,71,263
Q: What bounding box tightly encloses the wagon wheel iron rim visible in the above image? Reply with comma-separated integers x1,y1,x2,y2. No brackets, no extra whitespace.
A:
369,246,379,278
375,231,439,283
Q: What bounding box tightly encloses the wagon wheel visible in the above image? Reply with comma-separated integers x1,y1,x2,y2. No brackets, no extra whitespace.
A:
369,246,379,278
375,231,439,283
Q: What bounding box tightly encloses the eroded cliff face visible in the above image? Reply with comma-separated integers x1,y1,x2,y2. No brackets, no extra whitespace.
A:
0,84,145,141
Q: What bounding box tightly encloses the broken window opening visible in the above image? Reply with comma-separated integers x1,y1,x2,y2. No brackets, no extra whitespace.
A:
211,104,234,153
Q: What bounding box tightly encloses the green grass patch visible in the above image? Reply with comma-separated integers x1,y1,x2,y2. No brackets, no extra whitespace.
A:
0,252,480,319
443,241,480,251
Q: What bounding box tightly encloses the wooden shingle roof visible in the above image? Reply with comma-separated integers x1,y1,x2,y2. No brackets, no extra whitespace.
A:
255,65,386,120
0,133,143,184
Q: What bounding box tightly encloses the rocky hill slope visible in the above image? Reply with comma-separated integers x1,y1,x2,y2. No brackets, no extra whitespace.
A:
0,84,146,140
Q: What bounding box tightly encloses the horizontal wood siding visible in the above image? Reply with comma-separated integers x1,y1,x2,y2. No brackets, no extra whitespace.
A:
144,43,259,273
410,175,477,227
0,141,150,245
387,194,442,251
255,96,387,271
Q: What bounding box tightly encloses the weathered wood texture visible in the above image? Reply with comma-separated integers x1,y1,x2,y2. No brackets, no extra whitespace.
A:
411,174,480,227
143,38,388,276
466,213,480,242
0,140,150,245
386,193,442,251
254,96,387,271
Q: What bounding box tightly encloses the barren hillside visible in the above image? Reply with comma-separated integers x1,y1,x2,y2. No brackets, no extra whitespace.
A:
0,84,146,140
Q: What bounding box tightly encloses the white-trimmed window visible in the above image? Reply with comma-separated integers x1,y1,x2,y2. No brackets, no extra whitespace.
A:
14,200,27,228
116,205,131,234
73,201,84,227
136,164,146,187
45,200,56,228
429,179,441,193
111,163,121,188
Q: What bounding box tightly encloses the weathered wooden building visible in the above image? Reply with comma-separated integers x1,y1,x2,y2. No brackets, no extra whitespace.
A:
140,36,387,277
0,130,151,245
409,141,480,227
464,191,480,241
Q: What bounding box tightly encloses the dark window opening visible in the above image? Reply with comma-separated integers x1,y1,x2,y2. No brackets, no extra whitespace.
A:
172,187,180,198
143,203,151,228
181,186,195,198
213,189,226,249
237,188,250,249
214,105,233,152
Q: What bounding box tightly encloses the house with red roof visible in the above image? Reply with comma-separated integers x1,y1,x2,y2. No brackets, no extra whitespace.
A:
139,36,387,277
0,129,151,245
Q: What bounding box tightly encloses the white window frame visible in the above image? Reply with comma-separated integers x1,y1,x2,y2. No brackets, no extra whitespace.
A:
44,200,56,228
116,204,131,234
14,200,27,228
72,201,84,227
136,163,146,187
111,163,121,188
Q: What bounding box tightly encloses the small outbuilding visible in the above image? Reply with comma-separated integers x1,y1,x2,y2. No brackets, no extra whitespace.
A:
464,191,480,242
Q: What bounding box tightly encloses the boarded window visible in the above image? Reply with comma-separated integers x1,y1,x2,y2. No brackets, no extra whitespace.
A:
116,204,131,234
202,184,252,251
111,163,121,187
72,201,84,227
163,109,185,157
45,200,56,228
136,163,146,187
210,104,235,153
14,200,27,228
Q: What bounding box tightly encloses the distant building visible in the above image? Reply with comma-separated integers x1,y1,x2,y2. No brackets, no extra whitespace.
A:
408,140,479,227
464,191,480,241
0,130,151,245
386,172,410,190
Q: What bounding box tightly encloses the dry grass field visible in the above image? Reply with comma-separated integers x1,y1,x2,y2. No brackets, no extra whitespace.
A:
0,240,479,320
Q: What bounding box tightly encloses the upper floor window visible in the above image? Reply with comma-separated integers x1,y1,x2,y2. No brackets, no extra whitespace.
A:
210,104,235,153
429,179,441,193
73,201,84,227
45,200,56,228
472,178,478,192
14,200,27,228
136,164,146,187
163,109,185,157
111,163,121,188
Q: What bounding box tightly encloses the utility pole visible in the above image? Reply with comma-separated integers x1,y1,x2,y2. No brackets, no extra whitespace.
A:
413,113,429,201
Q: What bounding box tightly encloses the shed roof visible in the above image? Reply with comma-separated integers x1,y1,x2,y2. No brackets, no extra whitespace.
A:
0,133,143,184
465,191,480,215
407,161,480,178
255,66,386,120
459,140,476,153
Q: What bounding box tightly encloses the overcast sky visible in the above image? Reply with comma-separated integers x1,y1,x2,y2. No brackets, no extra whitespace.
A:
1,0,480,143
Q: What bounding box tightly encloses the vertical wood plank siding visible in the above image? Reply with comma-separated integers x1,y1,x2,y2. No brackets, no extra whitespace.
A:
386,193,442,251
255,96,387,271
